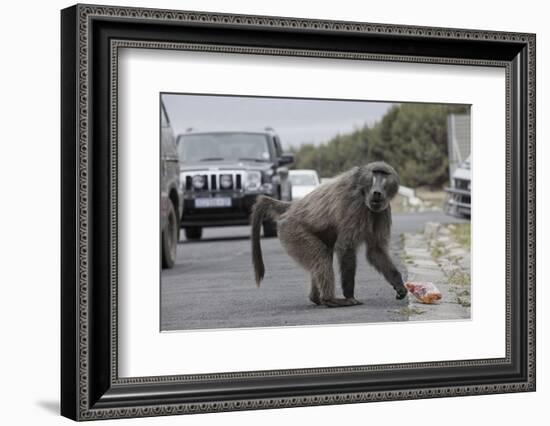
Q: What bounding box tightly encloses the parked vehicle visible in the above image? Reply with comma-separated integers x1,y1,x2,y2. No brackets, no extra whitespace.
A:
320,177,336,185
289,169,320,200
177,129,293,239
444,155,471,218
160,102,183,268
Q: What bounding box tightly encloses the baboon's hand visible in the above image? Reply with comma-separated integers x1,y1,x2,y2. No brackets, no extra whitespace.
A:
395,285,408,300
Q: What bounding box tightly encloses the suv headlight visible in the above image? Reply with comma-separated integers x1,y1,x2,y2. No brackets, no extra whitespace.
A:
192,174,206,190
245,171,262,190
220,174,233,189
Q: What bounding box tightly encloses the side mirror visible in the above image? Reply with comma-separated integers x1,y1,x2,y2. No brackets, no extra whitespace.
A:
277,167,289,179
279,153,294,166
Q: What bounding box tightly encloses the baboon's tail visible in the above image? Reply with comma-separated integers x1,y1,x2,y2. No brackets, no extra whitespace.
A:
251,195,291,287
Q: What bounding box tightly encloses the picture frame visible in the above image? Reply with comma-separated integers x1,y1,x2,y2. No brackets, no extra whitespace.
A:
60,3,536,421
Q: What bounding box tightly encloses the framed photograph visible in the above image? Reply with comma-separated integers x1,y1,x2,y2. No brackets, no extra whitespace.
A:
61,4,536,421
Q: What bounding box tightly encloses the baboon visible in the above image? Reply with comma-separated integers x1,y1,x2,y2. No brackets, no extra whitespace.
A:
251,161,408,307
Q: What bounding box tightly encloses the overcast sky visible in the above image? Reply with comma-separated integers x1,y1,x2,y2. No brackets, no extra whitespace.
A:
162,94,394,148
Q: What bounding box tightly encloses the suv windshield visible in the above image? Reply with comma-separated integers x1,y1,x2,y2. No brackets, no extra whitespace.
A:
177,133,271,163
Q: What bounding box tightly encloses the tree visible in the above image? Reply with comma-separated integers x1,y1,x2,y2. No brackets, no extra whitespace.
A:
368,104,467,187
291,103,467,188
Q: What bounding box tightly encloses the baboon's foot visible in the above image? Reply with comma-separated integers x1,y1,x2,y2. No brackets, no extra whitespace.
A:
309,294,322,305
322,297,363,308
394,284,408,300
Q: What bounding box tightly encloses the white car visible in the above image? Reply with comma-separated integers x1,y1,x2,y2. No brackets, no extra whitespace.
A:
289,169,320,200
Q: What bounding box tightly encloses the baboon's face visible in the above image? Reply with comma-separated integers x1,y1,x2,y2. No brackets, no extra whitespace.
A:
364,168,399,213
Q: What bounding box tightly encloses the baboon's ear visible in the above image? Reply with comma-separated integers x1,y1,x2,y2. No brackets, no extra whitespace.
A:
390,166,400,182
379,163,400,186
385,171,400,197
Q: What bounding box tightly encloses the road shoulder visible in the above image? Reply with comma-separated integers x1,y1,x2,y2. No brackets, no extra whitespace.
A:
401,222,471,321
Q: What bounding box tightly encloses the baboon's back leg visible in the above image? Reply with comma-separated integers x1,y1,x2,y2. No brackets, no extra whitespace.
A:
278,220,359,308
310,254,358,307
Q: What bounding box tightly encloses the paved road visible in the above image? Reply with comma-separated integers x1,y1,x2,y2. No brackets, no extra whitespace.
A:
161,211,467,331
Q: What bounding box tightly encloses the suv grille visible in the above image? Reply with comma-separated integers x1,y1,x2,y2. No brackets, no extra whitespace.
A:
183,171,244,191
455,178,470,191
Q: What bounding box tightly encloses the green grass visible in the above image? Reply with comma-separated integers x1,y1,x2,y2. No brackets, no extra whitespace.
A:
448,269,471,308
448,269,470,287
456,296,471,308
451,223,471,249
431,241,446,259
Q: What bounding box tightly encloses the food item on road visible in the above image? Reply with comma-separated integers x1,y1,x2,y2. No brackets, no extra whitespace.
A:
405,282,442,304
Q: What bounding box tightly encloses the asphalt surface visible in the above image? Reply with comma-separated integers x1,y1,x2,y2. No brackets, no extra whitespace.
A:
161,211,467,331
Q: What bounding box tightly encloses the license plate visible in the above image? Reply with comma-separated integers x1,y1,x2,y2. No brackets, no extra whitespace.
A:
194,197,232,208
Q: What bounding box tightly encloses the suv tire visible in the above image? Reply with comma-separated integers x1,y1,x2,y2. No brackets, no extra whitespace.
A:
161,201,178,268
185,226,203,241
263,220,277,238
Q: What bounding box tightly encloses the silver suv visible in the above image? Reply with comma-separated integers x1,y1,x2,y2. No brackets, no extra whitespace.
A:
444,156,471,218
177,130,293,240
160,102,183,268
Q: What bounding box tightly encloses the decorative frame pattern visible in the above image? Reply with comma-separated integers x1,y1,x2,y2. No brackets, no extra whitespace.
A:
61,4,536,421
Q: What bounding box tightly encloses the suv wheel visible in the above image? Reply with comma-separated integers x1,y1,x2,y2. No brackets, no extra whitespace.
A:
161,201,178,269
263,220,277,238
185,227,203,241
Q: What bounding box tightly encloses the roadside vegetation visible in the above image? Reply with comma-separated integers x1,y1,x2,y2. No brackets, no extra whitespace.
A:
426,223,471,309
290,103,468,188
450,223,471,249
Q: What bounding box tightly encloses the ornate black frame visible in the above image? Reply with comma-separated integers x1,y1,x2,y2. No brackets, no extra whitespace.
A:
61,4,536,421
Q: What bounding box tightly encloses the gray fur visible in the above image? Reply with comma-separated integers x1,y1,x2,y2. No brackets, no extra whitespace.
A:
251,162,407,307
